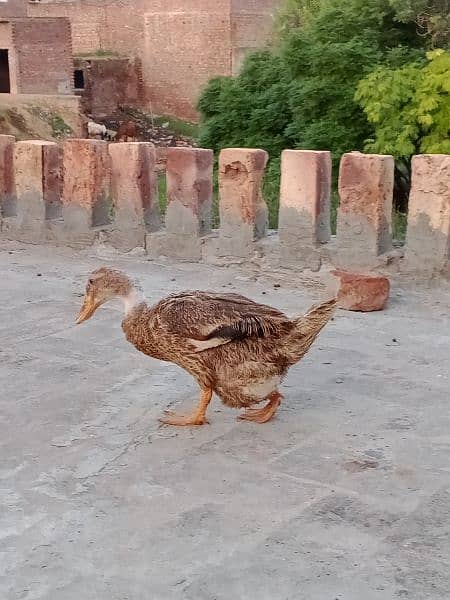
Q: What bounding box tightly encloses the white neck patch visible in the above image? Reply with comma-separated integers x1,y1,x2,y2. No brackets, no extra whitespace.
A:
122,288,145,315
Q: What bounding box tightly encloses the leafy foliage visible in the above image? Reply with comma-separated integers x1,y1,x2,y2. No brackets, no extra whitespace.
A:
199,0,421,163
49,114,72,138
356,49,450,157
197,0,435,229
389,0,450,48
198,52,293,157
275,0,321,36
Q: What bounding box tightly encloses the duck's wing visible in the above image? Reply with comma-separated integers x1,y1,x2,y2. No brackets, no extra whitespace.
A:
157,291,289,352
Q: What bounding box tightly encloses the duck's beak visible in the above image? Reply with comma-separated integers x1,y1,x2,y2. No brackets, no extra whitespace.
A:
76,293,100,324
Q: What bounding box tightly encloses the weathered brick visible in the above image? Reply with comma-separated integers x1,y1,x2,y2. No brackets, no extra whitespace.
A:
109,142,159,251
43,145,64,221
279,150,331,270
328,270,390,312
166,147,213,233
0,135,15,219
62,139,111,245
14,140,62,242
218,148,268,257
405,154,450,277
337,152,394,269
9,18,73,95
153,147,213,261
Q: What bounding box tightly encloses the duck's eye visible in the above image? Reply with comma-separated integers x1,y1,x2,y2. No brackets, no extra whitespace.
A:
88,278,94,285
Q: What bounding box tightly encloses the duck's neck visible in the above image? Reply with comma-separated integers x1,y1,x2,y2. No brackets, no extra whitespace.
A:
122,287,145,316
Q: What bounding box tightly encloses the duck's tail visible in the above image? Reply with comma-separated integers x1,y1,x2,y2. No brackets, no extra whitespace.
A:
283,297,337,366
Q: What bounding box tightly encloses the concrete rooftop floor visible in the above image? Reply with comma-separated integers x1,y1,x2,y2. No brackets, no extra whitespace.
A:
1,242,450,600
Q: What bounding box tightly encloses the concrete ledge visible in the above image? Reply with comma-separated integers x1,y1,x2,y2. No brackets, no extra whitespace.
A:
337,152,394,269
0,135,16,225
109,142,159,252
13,140,62,243
218,148,269,258
62,139,111,247
279,150,331,271
0,139,449,281
405,154,450,278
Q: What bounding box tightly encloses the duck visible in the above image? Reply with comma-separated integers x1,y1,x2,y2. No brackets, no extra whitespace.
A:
76,267,336,426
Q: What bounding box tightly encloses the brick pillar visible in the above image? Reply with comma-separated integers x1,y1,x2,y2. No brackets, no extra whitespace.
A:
336,152,394,269
109,142,160,251
405,154,450,277
0,135,15,220
279,150,331,271
219,148,268,257
164,147,213,260
62,139,110,245
14,141,62,242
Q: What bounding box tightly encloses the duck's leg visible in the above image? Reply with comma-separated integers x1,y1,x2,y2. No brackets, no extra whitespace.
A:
159,387,212,426
238,391,282,424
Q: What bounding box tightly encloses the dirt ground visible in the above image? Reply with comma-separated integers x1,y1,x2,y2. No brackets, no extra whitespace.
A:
0,99,195,163
0,94,83,141
102,108,196,149
1,241,450,599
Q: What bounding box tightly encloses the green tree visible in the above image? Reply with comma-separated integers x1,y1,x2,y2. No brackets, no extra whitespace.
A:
356,49,450,210
356,50,450,157
275,0,321,36
200,0,421,161
389,0,450,48
197,0,428,227
281,0,422,159
198,52,293,156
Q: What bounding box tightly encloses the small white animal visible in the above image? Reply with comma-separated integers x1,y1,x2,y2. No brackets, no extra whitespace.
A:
87,121,107,139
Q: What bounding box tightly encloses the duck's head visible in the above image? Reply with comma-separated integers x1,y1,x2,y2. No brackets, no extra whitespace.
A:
76,267,138,324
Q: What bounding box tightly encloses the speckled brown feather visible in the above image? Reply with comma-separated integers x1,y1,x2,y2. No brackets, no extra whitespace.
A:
121,288,337,409
79,268,336,410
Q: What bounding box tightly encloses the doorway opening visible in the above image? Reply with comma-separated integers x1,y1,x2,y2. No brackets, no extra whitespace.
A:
74,69,85,90
0,50,11,93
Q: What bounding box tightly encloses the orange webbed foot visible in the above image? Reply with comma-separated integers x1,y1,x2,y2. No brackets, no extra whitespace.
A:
159,387,212,427
159,411,209,426
238,391,282,424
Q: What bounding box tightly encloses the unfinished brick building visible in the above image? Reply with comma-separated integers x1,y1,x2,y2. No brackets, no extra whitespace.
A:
28,0,277,120
74,55,141,118
0,16,73,95
0,0,74,96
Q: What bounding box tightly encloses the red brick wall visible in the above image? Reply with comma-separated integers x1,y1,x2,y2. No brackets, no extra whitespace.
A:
231,0,277,12
12,18,73,94
143,8,232,121
75,56,141,118
0,0,27,18
28,0,276,119
231,0,276,75
27,1,105,53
